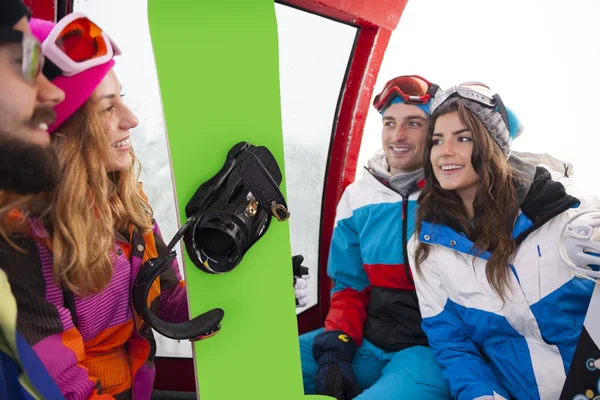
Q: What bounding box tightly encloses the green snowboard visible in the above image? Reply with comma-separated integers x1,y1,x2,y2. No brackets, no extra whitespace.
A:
148,1,330,398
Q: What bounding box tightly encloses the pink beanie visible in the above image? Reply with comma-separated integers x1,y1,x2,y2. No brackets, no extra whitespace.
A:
29,18,116,133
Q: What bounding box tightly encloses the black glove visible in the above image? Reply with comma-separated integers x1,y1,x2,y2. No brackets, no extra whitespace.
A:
313,330,361,400
292,255,309,307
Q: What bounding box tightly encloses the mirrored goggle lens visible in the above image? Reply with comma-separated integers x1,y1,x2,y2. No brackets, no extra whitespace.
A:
55,17,109,63
23,39,44,83
382,76,430,99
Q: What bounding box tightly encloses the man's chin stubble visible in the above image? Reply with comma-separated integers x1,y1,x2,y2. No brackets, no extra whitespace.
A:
0,134,59,194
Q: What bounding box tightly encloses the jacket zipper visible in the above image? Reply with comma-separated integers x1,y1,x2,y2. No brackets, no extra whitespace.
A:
365,167,417,285
401,194,414,284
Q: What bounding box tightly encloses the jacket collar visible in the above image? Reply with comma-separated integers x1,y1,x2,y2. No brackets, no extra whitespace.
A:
419,168,580,255
364,149,425,196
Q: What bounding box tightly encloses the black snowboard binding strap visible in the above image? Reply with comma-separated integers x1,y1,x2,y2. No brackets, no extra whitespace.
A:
132,141,288,340
132,251,224,341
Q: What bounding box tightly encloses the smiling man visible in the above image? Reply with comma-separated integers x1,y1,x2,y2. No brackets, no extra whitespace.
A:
0,2,67,399
0,0,65,194
298,75,452,400
381,101,428,176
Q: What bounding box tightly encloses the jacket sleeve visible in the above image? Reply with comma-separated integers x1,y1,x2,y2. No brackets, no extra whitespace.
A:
407,237,509,400
323,188,371,346
152,221,190,323
0,237,113,400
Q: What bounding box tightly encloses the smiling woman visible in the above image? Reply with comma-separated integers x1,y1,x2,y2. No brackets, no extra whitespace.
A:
409,85,597,400
0,15,194,400
418,94,522,299
92,69,139,172
429,105,493,220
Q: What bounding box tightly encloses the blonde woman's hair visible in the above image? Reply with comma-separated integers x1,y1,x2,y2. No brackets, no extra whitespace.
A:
0,99,153,297
50,100,152,297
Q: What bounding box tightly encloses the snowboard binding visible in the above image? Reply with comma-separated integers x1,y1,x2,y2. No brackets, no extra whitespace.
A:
183,141,289,274
132,142,289,340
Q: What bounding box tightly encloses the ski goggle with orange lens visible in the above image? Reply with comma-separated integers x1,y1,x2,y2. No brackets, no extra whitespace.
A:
372,75,439,112
0,28,44,84
41,12,121,79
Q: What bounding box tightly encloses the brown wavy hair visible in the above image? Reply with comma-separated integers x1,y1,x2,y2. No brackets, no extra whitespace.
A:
50,100,152,297
414,100,520,301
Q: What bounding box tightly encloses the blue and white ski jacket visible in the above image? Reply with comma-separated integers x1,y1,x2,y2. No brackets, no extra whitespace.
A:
408,165,598,400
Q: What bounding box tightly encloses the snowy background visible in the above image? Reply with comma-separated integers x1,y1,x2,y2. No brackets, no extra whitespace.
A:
358,0,600,194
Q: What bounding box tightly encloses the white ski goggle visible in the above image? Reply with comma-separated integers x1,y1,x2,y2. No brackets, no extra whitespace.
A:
430,82,510,133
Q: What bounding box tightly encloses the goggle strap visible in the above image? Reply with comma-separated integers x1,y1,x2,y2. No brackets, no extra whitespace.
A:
42,58,62,81
492,94,510,134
